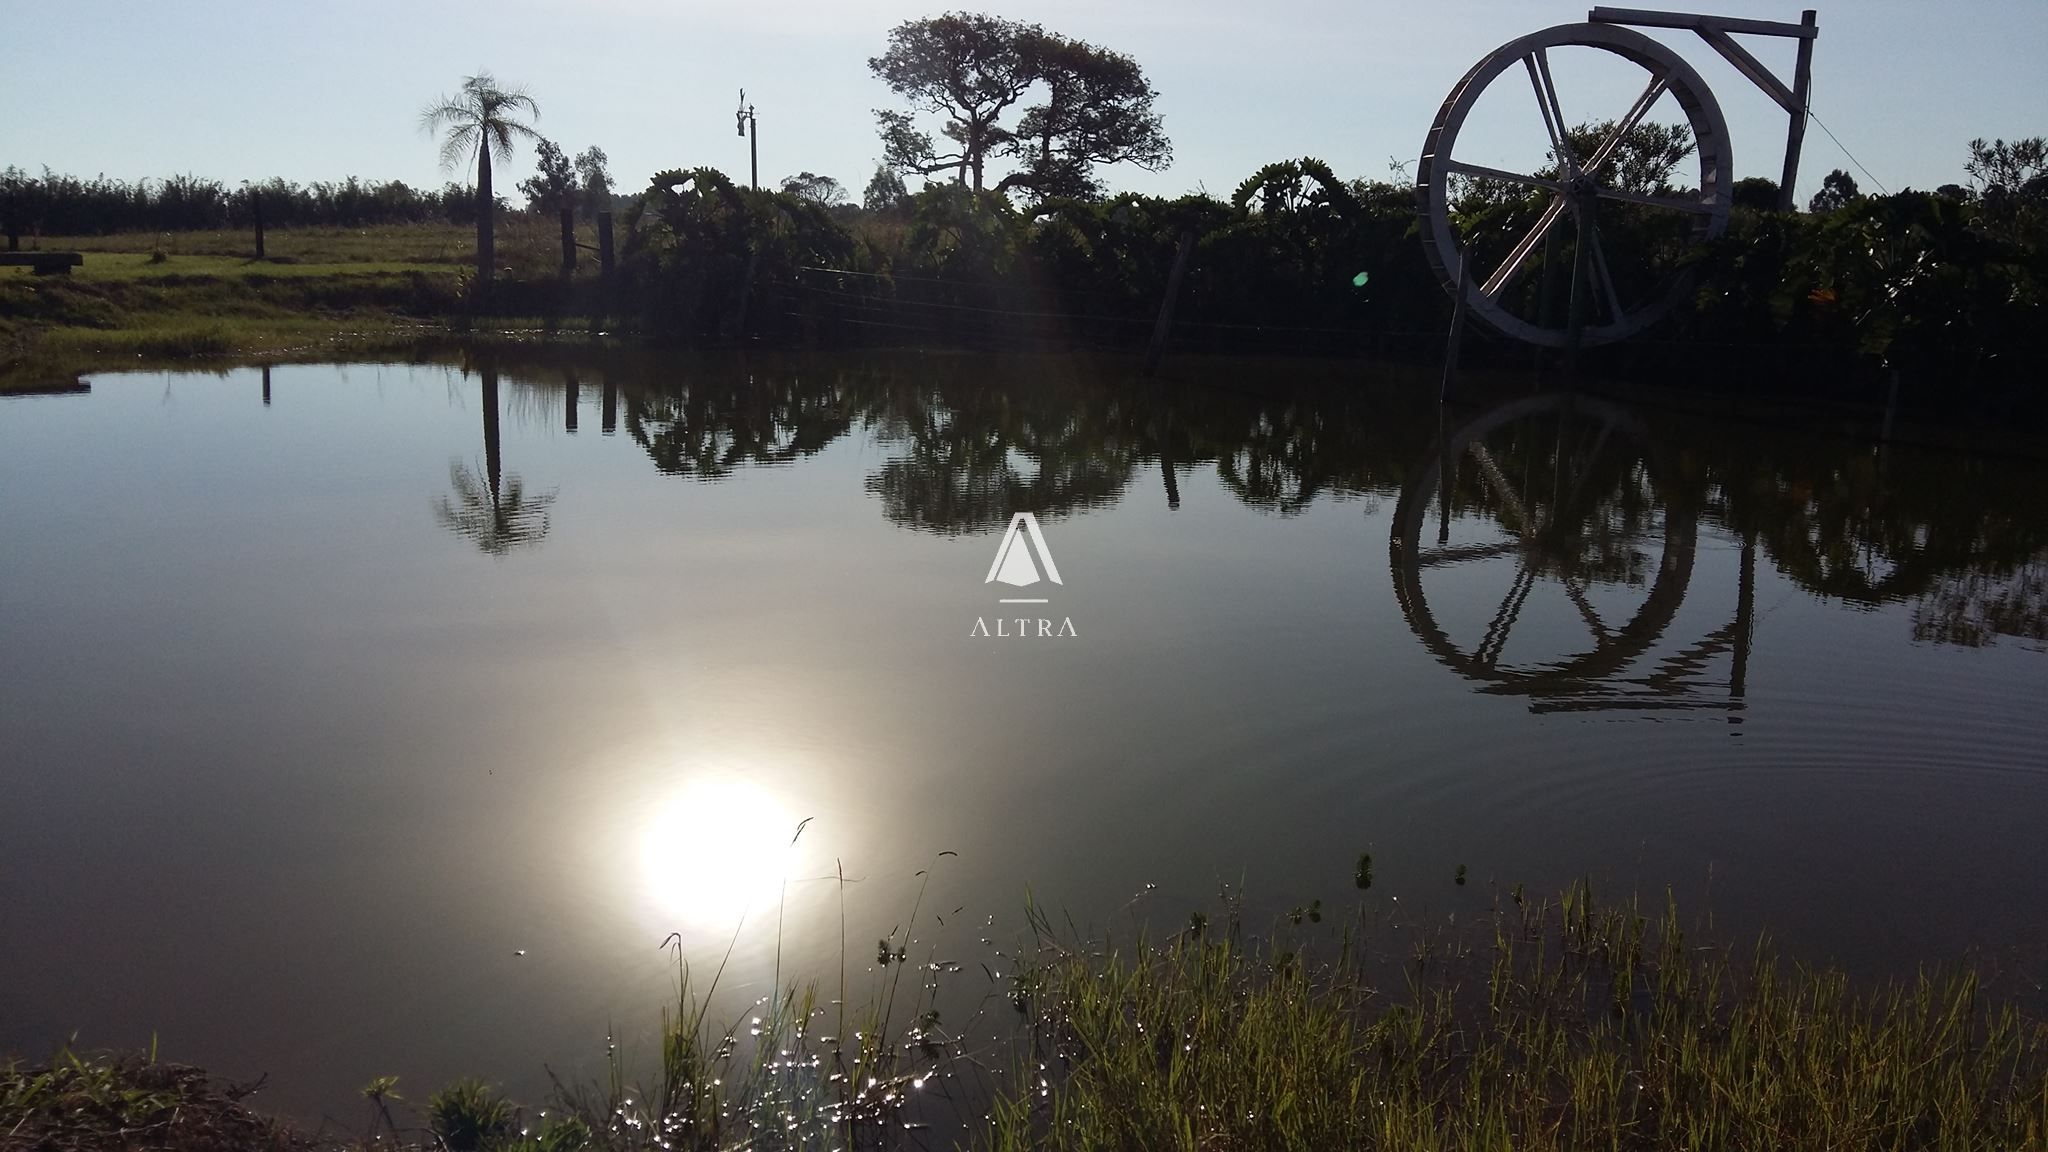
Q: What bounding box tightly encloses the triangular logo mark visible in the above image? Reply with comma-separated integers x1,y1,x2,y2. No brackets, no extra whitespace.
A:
985,512,1063,587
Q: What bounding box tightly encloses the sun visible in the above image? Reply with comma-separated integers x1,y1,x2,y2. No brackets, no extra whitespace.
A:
639,775,799,931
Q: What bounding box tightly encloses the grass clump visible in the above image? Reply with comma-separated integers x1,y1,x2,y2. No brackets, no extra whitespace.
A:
0,1045,308,1151
10,879,2048,1151
429,1078,517,1151
540,862,985,1151
989,883,2048,1151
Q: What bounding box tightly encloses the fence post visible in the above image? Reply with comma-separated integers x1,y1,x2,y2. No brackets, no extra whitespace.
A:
560,207,576,276
597,212,615,277
1143,231,1197,378
252,191,265,260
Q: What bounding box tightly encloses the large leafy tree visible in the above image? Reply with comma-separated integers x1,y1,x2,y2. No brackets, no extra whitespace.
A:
574,146,613,217
1557,120,1695,194
1808,168,1861,214
1966,136,2047,196
780,171,850,206
863,166,910,212
519,138,576,214
1001,32,1169,199
421,73,541,296
869,12,1169,198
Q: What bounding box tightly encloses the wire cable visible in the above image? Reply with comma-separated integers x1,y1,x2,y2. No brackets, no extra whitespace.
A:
1808,109,1890,195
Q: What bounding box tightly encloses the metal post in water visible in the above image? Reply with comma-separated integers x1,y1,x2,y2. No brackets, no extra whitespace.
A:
1731,530,1756,718
1440,249,1469,403
565,373,580,433
261,364,271,407
601,371,617,435
1564,206,1592,377
1436,405,1454,546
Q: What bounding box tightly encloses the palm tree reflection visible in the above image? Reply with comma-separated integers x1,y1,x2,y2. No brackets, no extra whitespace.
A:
435,364,557,555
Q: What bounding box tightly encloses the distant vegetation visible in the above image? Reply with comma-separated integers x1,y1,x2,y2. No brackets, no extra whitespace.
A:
2,11,2043,390
0,167,483,233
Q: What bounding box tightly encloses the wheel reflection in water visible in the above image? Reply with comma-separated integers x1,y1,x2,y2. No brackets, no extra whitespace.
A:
1390,393,1715,712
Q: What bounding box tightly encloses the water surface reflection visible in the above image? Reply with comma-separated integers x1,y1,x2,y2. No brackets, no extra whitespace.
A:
3,348,2045,1120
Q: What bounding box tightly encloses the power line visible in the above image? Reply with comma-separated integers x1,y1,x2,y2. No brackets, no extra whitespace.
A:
1807,109,1889,195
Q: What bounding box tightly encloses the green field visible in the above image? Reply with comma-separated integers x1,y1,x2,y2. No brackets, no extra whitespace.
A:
0,219,615,385
15,216,598,277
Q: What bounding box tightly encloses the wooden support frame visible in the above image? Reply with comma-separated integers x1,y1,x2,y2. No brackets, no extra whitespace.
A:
1589,7,1818,211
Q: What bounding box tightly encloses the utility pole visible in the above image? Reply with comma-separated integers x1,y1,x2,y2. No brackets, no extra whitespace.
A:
736,89,758,191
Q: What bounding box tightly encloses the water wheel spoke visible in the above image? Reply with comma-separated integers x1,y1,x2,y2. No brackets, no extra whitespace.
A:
1446,160,1561,193
1582,73,1671,179
1594,186,1719,214
1479,196,1568,299
1467,442,1540,538
1476,562,1539,667
1526,49,1578,173
1562,577,1612,645
1418,539,1523,568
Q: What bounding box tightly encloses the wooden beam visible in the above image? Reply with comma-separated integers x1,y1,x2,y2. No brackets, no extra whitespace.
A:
1780,9,1818,210
1588,7,1816,39
1699,27,1798,112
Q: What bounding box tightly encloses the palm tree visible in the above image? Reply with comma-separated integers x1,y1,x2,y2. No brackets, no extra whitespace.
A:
421,73,541,298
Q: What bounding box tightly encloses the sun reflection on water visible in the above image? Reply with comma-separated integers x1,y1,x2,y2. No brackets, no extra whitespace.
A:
639,775,798,930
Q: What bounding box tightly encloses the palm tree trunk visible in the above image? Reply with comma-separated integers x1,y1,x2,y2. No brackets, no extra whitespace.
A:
476,144,495,301
481,364,502,515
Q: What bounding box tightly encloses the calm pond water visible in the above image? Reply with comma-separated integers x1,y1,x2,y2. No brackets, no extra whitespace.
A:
4,348,2046,1120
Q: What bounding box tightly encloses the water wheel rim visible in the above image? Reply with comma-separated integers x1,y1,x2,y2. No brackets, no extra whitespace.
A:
1415,22,1735,348
1389,393,1700,688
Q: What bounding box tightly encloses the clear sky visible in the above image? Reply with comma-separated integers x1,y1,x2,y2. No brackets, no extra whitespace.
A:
4,0,2041,206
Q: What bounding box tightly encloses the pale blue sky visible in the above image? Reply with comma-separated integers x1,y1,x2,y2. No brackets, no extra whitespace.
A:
3,0,2040,205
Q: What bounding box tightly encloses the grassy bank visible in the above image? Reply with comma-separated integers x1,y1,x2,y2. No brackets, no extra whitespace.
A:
0,221,611,388
8,881,2046,1151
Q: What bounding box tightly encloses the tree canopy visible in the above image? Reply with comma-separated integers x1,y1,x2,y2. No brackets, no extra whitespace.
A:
519,139,577,214
780,171,850,206
1808,168,1861,213
863,166,910,213
869,12,1170,198
1556,120,1695,194
1966,137,2047,196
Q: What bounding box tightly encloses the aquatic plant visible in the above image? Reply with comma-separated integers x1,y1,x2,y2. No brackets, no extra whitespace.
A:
988,883,2048,1151
429,1077,517,1151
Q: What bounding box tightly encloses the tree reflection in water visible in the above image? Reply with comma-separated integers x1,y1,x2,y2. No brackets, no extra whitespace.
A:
449,346,2048,655
434,360,556,556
